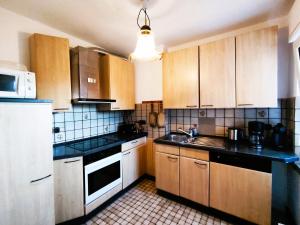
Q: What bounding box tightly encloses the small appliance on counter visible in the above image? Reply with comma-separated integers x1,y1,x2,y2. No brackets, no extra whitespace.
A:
271,123,287,149
248,121,265,149
227,127,245,142
118,123,137,135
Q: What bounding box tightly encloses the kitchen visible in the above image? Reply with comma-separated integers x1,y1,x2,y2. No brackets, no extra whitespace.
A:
0,1,299,225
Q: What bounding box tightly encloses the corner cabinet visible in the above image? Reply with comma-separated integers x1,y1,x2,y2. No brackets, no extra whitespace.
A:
199,37,236,108
30,33,72,111
236,26,278,108
210,162,272,225
163,47,199,109
98,55,135,111
53,157,84,224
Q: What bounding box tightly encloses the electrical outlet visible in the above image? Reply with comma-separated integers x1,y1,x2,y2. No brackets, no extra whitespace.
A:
83,112,89,120
104,126,109,133
55,132,65,142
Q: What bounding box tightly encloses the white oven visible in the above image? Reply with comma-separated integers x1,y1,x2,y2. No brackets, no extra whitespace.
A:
84,148,122,205
0,68,36,98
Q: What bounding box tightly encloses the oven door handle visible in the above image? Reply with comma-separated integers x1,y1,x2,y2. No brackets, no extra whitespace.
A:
123,151,131,156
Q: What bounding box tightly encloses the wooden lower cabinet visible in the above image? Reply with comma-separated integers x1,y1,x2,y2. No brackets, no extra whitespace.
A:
180,157,209,206
54,157,84,224
155,152,179,195
122,144,145,189
146,138,155,176
210,162,272,225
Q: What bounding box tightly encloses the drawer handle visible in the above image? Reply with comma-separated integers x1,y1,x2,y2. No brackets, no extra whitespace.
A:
194,161,207,167
112,107,120,109
238,104,253,106
201,104,214,107
123,151,131,156
167,156,178,160
131,141,138,144
186,105,197,108
64,159,80,164
30,174,51,183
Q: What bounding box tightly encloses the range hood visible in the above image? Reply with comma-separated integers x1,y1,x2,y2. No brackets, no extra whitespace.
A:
72,98,116,104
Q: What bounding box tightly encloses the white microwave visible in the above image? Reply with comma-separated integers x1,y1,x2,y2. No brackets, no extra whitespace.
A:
0,68,36,98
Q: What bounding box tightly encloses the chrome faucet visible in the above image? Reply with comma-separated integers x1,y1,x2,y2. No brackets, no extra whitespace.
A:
177,128,193,138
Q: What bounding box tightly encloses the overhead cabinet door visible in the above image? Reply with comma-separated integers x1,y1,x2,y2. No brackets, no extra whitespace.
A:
200,37,236,108
98,55,135,110
163,47,199,109
30,33,72,111
236,26,278,108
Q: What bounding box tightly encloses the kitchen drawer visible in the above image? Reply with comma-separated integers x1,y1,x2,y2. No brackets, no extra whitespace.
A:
154,144,179,155
122,137,146,152
180,147,209,161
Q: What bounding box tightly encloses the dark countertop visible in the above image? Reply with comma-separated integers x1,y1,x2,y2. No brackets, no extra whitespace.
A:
0,98,52,103
53,132,148,160
154,135,299,164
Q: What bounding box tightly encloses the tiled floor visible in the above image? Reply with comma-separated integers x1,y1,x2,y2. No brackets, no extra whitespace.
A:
84,179,232,225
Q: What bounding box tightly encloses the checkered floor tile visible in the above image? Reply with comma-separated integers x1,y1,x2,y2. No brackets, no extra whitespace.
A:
84,179,232,225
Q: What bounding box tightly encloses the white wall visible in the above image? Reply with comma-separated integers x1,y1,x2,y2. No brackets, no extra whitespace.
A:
0,7,98,70
134,59,163,103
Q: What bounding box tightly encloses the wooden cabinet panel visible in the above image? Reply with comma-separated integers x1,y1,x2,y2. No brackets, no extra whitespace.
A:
146,138,155,176
70,47,100,99
236,26,278,108
200,37,235,108
54,157,84,224
180,157,209,206
0,103,54,225
155,152,179,195
210,162,271,225
180,147,209,161
30,33,71,111
163,47,199,109
122,144,145,189
154,143,179,155
98,55,135,110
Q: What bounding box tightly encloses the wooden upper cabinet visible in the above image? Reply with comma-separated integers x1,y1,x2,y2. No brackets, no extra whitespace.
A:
163,47,199,109
30,33,72,111
70,47,100,99
236,26,278,108
200,37,236,108
98,55,135,110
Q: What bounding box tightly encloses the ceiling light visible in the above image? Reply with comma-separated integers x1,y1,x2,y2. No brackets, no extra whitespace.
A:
130,3,161,61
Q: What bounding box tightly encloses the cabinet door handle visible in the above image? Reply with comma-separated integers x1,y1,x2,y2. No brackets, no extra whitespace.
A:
186,105,197,108
30,174,52,183
237,104,253,106
131,141,138,144
167,156,178,160
123,151,131,156
64,159,80,164
201,104,214,107
194,161,207,167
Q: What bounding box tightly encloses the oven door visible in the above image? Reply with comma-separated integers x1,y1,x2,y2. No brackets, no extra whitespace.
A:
84,153,122,205
0,72,25,98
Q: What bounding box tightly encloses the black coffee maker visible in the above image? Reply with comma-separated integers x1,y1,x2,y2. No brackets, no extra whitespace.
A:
248,121,265,149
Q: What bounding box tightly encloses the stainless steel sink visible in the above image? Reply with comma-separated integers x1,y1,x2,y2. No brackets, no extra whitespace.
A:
163,134,189,143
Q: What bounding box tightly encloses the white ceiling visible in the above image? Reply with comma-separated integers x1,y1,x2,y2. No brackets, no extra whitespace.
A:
0,0,294,56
